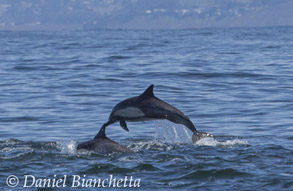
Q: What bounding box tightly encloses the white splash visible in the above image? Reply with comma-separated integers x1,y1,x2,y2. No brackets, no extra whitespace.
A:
57,140,77,154
1,146,32,153
155,120,192,144
0,146,34,159
128,140,174,152
196,137,249,147
154,121,248,147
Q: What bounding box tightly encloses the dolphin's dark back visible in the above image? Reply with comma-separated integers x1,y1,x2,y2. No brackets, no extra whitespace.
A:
140,96,197,133
109,85,154,119
109,96,140,120
77,138,133,154
77,124,133,154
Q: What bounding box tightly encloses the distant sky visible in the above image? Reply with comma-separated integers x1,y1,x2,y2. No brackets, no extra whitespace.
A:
0,0,293,30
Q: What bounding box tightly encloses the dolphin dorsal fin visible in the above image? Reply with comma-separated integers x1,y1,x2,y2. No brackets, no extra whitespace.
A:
139,84,155,98
94,125,106,139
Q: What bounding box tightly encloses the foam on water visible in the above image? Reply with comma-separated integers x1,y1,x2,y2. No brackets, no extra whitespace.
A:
0,139,34,159
57,140,77,154
195,137,249,147
128,139,174,152
0,146,34,159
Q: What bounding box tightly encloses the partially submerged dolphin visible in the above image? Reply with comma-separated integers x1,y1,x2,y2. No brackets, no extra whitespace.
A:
98,84,211,143
77,125,133,154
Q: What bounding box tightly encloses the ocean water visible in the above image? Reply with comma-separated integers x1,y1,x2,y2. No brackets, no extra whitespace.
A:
0,27,292,190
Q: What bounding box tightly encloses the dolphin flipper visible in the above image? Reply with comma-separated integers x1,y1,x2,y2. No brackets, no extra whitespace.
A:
94,119,129,140
120,120,129,132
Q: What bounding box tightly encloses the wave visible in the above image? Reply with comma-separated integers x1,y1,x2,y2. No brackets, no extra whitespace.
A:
0,134,249,161
177,168,251,180
195,137,249,147
127,139,174,152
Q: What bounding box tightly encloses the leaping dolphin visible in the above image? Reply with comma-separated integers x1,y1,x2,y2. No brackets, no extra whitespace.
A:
96,84,211,143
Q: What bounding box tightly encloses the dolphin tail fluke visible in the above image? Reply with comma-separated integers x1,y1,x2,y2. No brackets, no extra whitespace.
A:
192,131,212,143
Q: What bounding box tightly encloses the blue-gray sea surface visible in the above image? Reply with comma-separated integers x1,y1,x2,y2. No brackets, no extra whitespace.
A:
0,27,293,190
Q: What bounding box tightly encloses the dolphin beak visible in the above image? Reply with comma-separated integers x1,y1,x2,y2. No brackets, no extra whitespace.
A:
192,131,212,143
